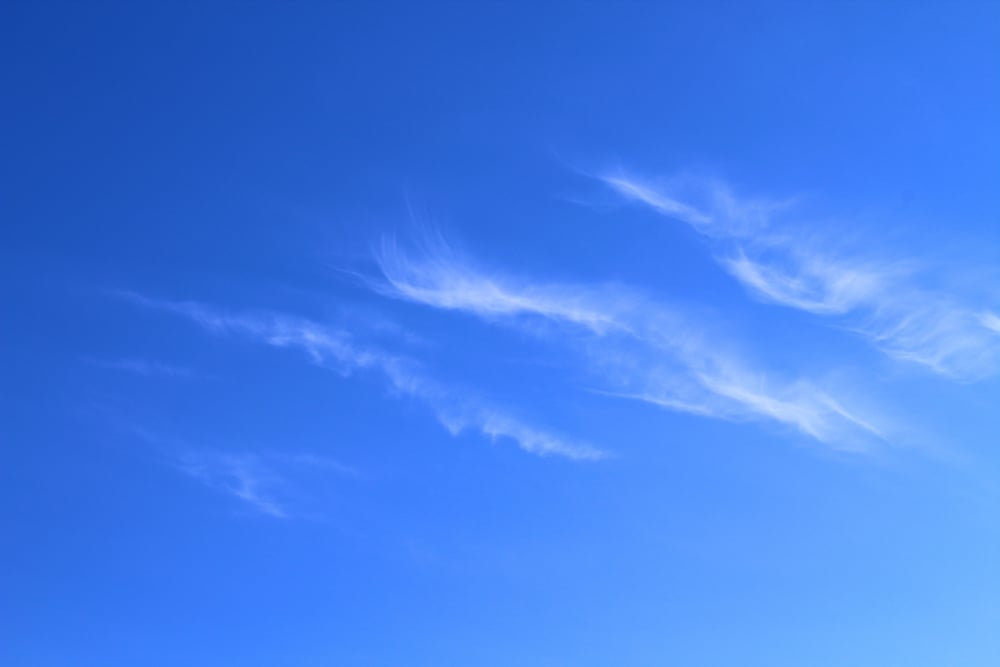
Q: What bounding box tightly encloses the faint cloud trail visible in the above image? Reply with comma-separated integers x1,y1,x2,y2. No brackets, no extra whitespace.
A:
175,450,290,518
122,424,361,518
84,357,199,379
118,292,605,462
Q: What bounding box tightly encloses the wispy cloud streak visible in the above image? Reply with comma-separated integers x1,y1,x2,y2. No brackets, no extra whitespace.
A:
376,236,630,335
86,357,199,379
123,423,362,518
602,172,1000,380
119,292,604,461
373,240,885,452
175,450,290,518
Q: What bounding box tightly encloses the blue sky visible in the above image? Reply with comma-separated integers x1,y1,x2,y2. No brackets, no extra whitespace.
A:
3,1,1000,665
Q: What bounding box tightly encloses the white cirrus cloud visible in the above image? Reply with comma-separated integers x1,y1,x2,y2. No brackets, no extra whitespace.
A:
119,424,361,519
371,239,886,452
979,311,1000,335
118,292,605,462
85,357,199,379
375,235,631,336
174,450,291,518
601,171,1000,380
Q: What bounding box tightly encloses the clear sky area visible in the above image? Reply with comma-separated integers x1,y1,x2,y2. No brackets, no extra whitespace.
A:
3,2,1000,665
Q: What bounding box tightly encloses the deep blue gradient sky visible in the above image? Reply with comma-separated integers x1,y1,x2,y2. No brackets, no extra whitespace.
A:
4,2,1000,665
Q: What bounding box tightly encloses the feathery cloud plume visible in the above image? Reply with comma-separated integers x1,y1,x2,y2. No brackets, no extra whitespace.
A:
601,172,1000,380
375,235,630,335
372,240,885,452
